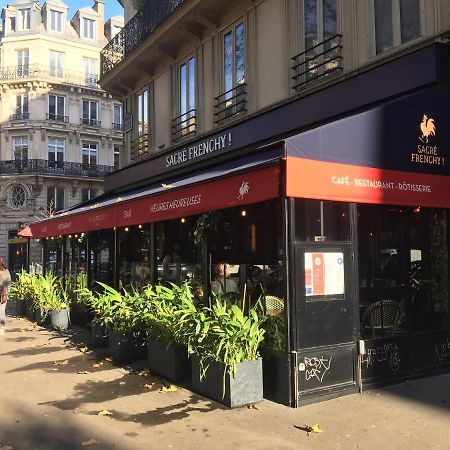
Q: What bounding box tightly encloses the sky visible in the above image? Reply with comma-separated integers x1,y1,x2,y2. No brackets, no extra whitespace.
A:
0,0,124,21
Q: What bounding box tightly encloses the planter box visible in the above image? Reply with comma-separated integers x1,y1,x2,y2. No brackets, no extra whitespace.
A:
6,300,26,317
36,308,50,326
147,338,191,382
25,300,36,322
191,355,263,408
91,322,108,348
108,330,147,362
50,309,70,331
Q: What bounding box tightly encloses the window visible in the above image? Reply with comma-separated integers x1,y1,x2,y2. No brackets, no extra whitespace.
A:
48,94,66,121
83,58,97,86
113,104,122,130
48,137,65,168
216,22,246,122
83,18,95,39
10,16,16,32
373,0,421,54
176,56,196,139
47,187,65,212
81,188,97,202
12,136,28,169
49,51,64,77
113,145,120,170
133,89,149,160
9,185,27,210
17,49,29,77
19,8,31,30
50,10,63,32
82,100,99,126
14,94,29,120
82,141,98,166
224,22,245,93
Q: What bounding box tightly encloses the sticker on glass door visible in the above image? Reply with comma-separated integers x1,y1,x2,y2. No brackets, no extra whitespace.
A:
304,252,345,298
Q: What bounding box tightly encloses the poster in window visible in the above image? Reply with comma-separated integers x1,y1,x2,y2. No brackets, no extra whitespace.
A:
304,252,344,297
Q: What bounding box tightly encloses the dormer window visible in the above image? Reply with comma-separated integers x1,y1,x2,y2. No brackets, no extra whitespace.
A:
50,10,63,32
83,18,95,39
19,9,31,30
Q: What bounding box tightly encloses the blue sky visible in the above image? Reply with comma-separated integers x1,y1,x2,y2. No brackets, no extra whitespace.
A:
0,1,124,21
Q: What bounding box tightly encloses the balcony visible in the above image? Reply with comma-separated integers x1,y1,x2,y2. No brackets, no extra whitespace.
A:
0,64,101,89
214,84,247,124
11,112,30,121
172,109,196,141
131,133,150,162
80,118,101,127
292,34,343,91
112,122,123,131
0,159,114,178
100,0,188,77
46,113,69,123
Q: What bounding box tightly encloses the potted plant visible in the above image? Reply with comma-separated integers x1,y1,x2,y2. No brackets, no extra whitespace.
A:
9,270,33,317
95,283,148,362
142,282,193,382
184,295,267,408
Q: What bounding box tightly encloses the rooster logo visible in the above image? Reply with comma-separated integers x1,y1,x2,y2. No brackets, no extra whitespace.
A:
238,181,249,200
419,114,436,143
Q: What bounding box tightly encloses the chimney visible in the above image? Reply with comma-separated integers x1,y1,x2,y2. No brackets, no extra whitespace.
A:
93,0,105,40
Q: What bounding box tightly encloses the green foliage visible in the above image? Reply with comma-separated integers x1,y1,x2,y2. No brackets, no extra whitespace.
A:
10,270,39,304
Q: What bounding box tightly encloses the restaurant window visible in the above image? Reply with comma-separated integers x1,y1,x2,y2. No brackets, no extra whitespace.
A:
82,100,99,126
294,199,350,242
156,218,203,298
49,50,64,77
88,230,114,289
47,186,65,212
50,10,63,32
48,137,65,168
117,225,152,291
372,0,421,55
19,8,31,30
44,238,63,276
175,56,196,139
82,141,98,166
48,94,66,121
358,205,450,339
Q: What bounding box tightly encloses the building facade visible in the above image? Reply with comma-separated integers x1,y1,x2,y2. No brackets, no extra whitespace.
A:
26,0,450,407
0,0,123,273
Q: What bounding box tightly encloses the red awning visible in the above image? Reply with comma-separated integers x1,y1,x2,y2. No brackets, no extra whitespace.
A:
18,226,33,237
30,165,280,238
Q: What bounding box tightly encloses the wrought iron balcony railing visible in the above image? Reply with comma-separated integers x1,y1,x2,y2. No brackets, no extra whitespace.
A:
11,112,30,121
292,34,343,90
46,113,69,123
112,122,123,131
131,133,150,162
100,0,187,76
80,118,101,127
0,159,114,178
172,109,197,141
0,64,101,89
214,83,247,124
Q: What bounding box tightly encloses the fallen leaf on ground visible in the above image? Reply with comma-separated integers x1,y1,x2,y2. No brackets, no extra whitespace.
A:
0,445,14,449
160,385,178,393
77,371,89,374
143,383,155,389
310,424,322,433
138,369,151,377
81,438,99,446
78,346,89,353
104,357,113,362
97,410,113,416
294,424,323,436
51,368,59,371
92,362,103,368
247,404,260,410
53,359,69,366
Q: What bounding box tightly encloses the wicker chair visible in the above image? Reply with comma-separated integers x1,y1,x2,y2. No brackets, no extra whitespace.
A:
263,295,284,317
361,299,401,339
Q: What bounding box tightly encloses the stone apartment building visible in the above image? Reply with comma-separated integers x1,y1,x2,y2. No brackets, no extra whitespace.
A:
0,0,123,273
26,0,450,406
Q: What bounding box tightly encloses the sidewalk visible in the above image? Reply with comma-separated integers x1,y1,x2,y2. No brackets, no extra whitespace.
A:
0,316,449,450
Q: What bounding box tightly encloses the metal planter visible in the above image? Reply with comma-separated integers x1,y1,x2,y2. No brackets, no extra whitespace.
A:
191,355,264,408
147,338,191,382
108,330,147,362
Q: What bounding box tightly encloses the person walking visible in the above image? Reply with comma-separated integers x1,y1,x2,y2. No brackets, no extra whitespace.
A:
0,257,12,335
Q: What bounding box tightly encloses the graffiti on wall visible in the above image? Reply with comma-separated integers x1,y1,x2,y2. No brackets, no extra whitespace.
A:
304,356,332,383
361,343,401,372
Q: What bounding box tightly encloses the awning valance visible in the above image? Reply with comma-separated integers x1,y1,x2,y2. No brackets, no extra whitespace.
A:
29,150,281,238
